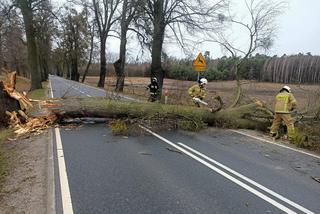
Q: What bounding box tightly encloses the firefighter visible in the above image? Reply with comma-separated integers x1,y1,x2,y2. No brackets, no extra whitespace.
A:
146,77,160,102
188,78,208,107
270,85,297,140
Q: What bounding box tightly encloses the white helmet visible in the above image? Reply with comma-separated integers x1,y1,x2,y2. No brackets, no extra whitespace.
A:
152,77,157,82
282,85,291,93
199,78,208,85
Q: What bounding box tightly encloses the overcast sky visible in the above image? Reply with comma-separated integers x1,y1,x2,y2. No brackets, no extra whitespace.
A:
54,0,320,60
166,0,320,59
130,0,320,60
272,0,320,56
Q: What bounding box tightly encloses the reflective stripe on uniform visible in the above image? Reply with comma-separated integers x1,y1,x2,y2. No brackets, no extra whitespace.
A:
188,85,206,98
275,92,290,113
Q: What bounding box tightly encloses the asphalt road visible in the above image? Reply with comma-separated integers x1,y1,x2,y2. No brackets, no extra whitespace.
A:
49,75,320,214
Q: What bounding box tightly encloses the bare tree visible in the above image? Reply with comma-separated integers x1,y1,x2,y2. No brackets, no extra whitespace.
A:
34,0,54,81
81,3,95,83
91,0,121,88
0,7,27,75
114,0,139,92
60,8,90,81
15,0,43,90
207,0,286,107
134,0,228,98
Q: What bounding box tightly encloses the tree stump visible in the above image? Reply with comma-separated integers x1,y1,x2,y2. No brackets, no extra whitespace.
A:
0,81,20,126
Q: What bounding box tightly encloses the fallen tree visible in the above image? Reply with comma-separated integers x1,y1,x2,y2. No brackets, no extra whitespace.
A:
0,71,56,136
2,71,318,151
48,97,271,131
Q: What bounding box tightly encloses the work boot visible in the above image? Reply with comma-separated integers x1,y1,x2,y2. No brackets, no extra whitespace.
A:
270,132,280,139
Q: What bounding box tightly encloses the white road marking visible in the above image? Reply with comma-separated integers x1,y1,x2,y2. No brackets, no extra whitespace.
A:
231,130,320,160
50,77,74,214
178,143,315,214
55,128,74,214
139,125,301,214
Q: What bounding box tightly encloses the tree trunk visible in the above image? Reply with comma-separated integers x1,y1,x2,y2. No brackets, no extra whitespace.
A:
50,97,270,131
70,57,79,81
81,28,94,83
230,62,242,108
39,55,49,81
0,33,3,69
115,29,127,92
115,0,131,92
97,38,107,88
18,0,42,90
114,59,124,92
0,81,20,126
115,30,127,92
150,0,165,98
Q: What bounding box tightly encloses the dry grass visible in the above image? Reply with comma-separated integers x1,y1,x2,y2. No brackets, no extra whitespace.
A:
0,75,30,92
83,76,320,113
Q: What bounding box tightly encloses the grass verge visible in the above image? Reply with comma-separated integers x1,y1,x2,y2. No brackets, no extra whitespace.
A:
27,89,46,100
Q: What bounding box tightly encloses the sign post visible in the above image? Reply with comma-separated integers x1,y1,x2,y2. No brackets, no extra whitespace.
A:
193,52,207,81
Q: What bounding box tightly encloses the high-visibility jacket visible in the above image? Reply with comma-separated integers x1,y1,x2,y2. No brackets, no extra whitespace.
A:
274,91,297,113
147,82,159,96
188,84,206,99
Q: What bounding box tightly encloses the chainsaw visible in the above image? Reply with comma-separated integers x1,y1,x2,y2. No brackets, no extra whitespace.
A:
192,97,208,106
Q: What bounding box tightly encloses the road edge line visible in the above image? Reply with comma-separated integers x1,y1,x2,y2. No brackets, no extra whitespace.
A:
50,76,74,214
231,130,320,160
139,125,298,214
54,128,74,214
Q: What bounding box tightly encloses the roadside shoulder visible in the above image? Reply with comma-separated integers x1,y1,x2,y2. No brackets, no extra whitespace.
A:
0,132,49,213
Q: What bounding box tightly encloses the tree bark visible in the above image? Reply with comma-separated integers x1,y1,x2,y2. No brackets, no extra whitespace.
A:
50,97,270,131
97,38,107,88
17,0,42,90
81,27,94,83
230,62,242,108
114,59,124,92
0,81,20,126
115,15,128,92
114,31,126,91
150,0,165,98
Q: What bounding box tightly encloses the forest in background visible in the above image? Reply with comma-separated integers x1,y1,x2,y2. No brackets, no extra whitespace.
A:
1,0,319,90
165,54,320,84
73,53,320,84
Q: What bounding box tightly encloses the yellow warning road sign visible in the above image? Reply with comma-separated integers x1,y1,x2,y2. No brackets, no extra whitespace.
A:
193,52,207,72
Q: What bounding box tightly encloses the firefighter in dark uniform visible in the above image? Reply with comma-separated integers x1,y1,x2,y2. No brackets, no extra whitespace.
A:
146,77,160,102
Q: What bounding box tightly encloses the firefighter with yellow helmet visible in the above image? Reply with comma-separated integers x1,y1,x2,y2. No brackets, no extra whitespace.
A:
188,78,208,107
270,85,297,140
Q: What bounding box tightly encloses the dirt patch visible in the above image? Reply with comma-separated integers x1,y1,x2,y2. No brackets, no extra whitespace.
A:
0,132,49,214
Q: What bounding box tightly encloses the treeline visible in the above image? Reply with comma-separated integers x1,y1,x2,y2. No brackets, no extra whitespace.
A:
165,54,267,81
1,0,229,91
164,54,320,84
261,54,320,84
